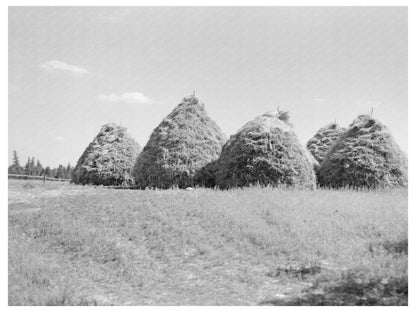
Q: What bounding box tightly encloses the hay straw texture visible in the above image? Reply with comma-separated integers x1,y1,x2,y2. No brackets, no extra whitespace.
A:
216,111,317,189
307,123,346,164
318,115,408,189
133,95,226,189
71,123,141,186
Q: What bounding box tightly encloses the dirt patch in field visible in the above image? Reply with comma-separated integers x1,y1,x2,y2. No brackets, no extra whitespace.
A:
368,238,408,255
260,272,407,306
267,262,322,279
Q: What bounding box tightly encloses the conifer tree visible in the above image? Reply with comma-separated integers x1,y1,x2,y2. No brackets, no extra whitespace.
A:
36,160,43,176
30,157,36,175
24,157,31,175
44,166,51,177
56,165,65,179
8,150,23,174
66,163,72,179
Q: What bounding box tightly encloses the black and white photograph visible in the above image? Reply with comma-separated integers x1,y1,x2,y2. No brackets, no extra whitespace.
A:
4,2,412,307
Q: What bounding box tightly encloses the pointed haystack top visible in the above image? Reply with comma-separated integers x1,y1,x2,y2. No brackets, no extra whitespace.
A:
133,96,226,189
307,122,346,164
215,110,316,189
71,123,141,186
318,114,407,188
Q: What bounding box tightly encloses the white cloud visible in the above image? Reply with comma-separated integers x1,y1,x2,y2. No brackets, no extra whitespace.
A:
96,92,153,105
40,60,89,75
53,136,65,142
313,98,328,103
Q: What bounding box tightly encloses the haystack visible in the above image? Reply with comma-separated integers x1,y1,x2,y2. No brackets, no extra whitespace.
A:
71,123,141,186
318,114,408,188
215,110,317,189
307,123,346,165
133,95,227,189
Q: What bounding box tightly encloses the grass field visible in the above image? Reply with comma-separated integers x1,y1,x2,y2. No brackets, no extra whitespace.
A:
8,179,408,305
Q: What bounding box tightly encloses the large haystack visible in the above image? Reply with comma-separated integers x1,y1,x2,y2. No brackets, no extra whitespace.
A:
318,114,408,188
307,123,346,165
215,110,317,189
71,123,141,186
133,95,227,189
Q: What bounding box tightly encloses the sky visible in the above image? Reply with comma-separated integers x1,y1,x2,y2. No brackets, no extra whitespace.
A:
8,6,408,168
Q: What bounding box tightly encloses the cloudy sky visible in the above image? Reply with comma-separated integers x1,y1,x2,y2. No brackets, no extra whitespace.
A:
9,7,407,167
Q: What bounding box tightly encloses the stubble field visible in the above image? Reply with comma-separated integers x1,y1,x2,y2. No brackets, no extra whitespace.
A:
8,179,408,305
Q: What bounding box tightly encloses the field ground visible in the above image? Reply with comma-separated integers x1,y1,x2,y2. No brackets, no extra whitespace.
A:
8,179,408,305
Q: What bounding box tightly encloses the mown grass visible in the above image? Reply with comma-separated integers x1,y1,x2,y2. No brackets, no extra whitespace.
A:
8,180,407,305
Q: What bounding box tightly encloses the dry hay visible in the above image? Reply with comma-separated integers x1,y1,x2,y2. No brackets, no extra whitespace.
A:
215,110,317,189
71,123,141,186
307,123,346,165
133,95,227,189
318,115,408,189
193,160,219,188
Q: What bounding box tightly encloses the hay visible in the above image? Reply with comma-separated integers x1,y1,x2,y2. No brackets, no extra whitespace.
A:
318,115,408,189
307,123,346,165
133,95,227,189
71,123,141,186
193,160,218,188
215,110,317,189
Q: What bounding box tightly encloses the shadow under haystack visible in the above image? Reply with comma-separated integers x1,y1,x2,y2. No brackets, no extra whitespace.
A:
133,95,226,189
307,123,346,165
318,115,408,189
71,123,141,186
215,110,317,189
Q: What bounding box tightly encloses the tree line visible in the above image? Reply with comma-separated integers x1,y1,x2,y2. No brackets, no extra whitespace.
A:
8,150,73,179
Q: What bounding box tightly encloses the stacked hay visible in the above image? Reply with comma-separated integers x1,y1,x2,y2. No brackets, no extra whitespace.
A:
215,110,317,189
318,114,408,188
193,160,219,188
71,123,141,186
133,95,227,189
307,123,346,165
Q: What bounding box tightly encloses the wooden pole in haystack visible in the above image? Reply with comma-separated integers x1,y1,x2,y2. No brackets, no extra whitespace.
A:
370,107,374,117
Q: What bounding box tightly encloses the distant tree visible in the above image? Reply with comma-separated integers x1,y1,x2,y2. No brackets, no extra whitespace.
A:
30,157,36,175
61,165,67,179
24,157,32,175
44,166,51,177
66,163,72,179
50,168,57,178
8,152,73,179
12,150,20,167
55,165,65,179
8,150,23,174
35,160,43,176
